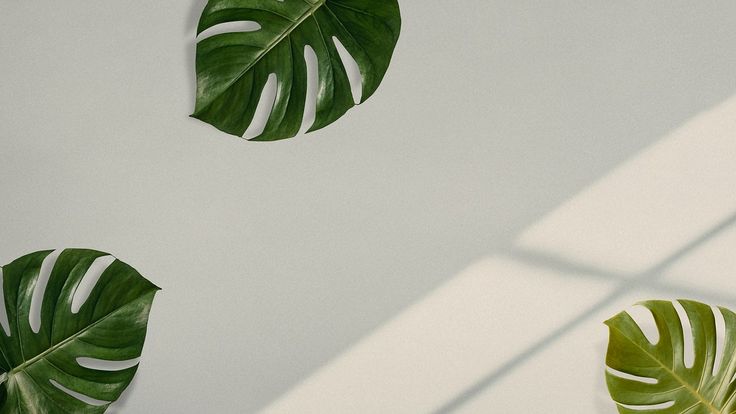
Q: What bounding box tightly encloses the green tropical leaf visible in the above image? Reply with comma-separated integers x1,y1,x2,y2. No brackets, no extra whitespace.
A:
605,299,736,414
192,0,402,141
0,249,160,413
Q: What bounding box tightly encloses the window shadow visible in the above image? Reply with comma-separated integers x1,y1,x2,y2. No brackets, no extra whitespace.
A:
433,211,736,413
260,89,736,413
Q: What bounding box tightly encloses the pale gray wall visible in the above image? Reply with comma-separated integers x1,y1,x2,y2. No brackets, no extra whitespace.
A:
1,1,736,412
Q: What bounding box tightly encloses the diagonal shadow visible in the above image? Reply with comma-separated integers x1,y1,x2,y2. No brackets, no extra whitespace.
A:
432,210,736,414
505,248,736,306
505,248,628,282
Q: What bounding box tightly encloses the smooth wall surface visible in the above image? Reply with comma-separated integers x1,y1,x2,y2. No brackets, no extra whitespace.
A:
1,1,736,412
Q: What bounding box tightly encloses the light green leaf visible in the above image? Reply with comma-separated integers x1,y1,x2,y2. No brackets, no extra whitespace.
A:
0,249,160,413
192,0,402,141
605,299,736,414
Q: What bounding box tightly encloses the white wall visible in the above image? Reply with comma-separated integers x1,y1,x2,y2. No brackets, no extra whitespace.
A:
1,1,736,412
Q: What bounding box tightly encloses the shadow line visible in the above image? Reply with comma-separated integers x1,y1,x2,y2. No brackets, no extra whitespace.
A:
506,249,736,306
505,248,628,282
432,211,736,414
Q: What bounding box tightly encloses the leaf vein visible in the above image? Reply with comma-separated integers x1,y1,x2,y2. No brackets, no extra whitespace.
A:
195,0,325,113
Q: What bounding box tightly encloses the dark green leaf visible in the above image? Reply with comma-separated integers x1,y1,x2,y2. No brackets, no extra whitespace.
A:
605,299,736,414
192,0,402,141
0,249,160,413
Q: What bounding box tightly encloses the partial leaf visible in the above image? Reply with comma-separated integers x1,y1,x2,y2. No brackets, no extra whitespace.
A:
605,299,736,414
192,0,402,141
0,249,160,413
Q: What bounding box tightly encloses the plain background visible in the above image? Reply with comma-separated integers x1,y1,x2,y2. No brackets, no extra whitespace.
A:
2,1,736,412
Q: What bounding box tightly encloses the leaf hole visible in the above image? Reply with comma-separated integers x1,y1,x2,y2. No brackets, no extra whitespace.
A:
71,256,116,314
300,45,319,134
606,367,658,384
626,305,659,345
77,357,140,371
713,305,726,375
243,73,278,140
673,301,695,368
50,379,110,406
0,268,9,336
332,36,362,104
30,249,62,334
197,21,261,41
616,401,675,411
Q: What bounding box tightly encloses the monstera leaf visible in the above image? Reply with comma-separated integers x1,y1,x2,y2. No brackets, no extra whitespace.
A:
192,0,402,141
605,300,736,414
0,249,159,413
